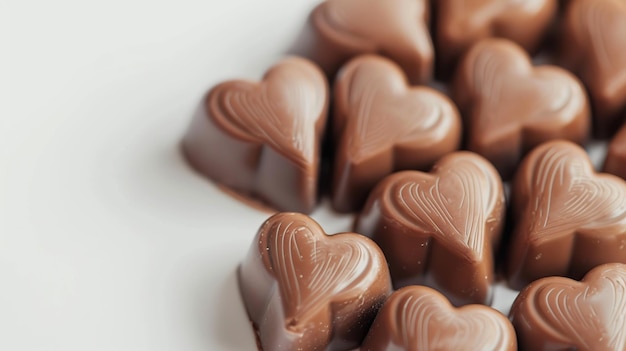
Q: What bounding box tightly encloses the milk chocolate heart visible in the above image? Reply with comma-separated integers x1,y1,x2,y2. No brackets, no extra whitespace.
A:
182,57,328,213
560,0,626,135
239,212,391,351
435,0,556,74
362,286,517,351
453,38,590,179
307,0,433,84
510,263,626,351
507,140,626,290
604,123,626,180
331,55,461,213
355,151,505,306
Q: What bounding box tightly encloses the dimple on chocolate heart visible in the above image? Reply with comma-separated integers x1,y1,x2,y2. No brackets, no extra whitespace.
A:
511,264,626,351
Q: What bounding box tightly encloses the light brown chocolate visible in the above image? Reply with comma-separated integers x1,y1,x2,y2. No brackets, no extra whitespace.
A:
331,55,461,213
307,0,433,84
560,0,626,135
604,123,626,180
238,212,391,351
354,151,505,306
510,263,626,351
362,286,517,351
182,57,328,213
507,140,626,290
453,38,590,179
435,0,557,75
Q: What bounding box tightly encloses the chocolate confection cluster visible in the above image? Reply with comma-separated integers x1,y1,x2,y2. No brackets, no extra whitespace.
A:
182,0,626,350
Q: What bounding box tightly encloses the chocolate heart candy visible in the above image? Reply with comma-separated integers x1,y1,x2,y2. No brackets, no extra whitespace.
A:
308,0,433,84
331,55,461,213
435,0,556,74
355,151,504,306
362,286,517,351
453,38,590,179
510,263,626,351
604,123,626,180
507,140,626,290
182,57,328,213
239,212,391,351
560,0,626,135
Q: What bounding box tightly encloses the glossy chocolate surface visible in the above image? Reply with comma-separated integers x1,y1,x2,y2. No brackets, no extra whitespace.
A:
308,0,433,84
507,140,626,290
182,57,328,213
560,0,626,135
604,123,626,180
453,38,590,179
510,263,626,351
354,151,504,306
435,0,556,75
331,55,461,213
362,286,517,351
238,212,391,351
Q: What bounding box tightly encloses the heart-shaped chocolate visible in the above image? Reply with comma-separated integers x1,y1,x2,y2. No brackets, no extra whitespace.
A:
453,38,590,178
435,0,556,74
510,263,626,351
362,286,517,351
182,57,328,213
331,55,461,213
561,0,626,134
355,151,504,306
308,0,433,83
507,140,626,290
604,123,626,180
239,212,391,351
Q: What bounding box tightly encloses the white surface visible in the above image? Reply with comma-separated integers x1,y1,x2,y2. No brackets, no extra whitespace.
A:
2,1,606,350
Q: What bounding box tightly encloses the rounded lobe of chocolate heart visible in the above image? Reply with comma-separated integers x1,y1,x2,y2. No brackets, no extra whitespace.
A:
239,212,391,351
182,57,328,214
362,286,516,351
354,151,505,306
604,123,626,180
510,263,626,351
453,38,590,179
331,55,461,213
561,0,626,134
435,0,556,74
507,140,626,290
308,0,433,84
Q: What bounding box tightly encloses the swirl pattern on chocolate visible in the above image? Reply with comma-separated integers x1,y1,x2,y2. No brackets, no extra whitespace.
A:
332,55,461,212
211,58,326,166
355,151,504,305
362,286,516,351
310,0,433,83
454,38,589,178
239,212,391,351
507,140,626,289
511,263,626,351
182,57,328,213
435,0,556,72
561,0,626,133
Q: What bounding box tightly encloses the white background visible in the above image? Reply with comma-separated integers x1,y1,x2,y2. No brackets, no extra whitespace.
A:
4,0,599,350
